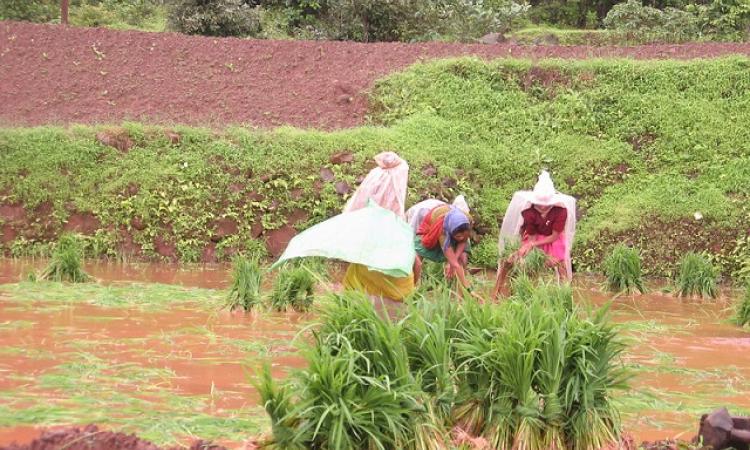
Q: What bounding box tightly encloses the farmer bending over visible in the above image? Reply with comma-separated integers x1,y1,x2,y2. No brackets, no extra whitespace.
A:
414,203,479,299
492,170,577,299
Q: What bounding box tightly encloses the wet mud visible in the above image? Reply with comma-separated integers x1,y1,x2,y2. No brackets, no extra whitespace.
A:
1,262,749,446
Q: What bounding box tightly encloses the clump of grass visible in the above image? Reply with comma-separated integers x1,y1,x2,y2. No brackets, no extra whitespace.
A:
269,264,315,312
676,252,718,298
733,284,750,327
225,256,263,311
39,234,91,283
258,291,431,449
603,244,646,294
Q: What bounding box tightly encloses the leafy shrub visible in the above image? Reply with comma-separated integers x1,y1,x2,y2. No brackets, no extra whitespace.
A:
269,264,315,311
225,256,263,311
734,284,750,327
603,244,646,294
676,252,718,298
168,0,261,36
604,0,700,42
0,0,58,22
39,234,92,283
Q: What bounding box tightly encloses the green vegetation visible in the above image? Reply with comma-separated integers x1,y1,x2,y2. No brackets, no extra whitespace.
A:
269,264,315,311
0,0,167,31
676,252,719,298
5,0,749,42
226,256,264,311
38,234,92,283
734,283,750,327
1,58,749,280
260,283,628,449
603,244,645,294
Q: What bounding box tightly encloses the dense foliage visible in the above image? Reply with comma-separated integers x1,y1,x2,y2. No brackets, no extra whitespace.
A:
1,58,749,280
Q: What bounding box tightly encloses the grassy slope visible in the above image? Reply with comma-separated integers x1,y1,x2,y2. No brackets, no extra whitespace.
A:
1,57,749,278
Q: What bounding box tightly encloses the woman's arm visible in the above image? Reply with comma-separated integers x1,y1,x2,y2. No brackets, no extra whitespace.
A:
530,230,561,247
444,246,470,288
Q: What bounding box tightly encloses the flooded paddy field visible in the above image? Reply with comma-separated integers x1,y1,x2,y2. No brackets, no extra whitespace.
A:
0,259,748,447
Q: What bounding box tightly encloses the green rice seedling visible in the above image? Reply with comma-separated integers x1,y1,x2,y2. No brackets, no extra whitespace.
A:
517,247,548,278
269,264,315,312
603,244,646,294
733,284,750,327
676,252,718,298
225,256,263,311
419,259,448,290
402,289,461,423
39,234,92,283
259,291,432,449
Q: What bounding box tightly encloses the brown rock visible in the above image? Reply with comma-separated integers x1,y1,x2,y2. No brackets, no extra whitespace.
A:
212,218,239,242
265,224,297,258
329,151,354,164
334,181,350,195
201,243,217,263
131,216,146,231
1,224,17,243
0,204,26,222
154,235,176,260
477,32,506,44
164,130,181,145
320,167,335,182
63,212,101,235
96,128,134,152
250,220,263,238
287,208,309,226
422,164,438,177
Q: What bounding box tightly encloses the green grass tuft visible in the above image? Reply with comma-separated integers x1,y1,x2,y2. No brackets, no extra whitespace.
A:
676,252,719,299
603,243,646,294
38,234,92,283
225,256,263,311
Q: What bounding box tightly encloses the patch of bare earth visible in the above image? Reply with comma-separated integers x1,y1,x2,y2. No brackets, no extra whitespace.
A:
2,21,750,129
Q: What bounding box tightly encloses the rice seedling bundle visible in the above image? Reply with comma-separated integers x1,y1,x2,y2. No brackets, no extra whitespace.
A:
258,291,432,449
225,256,263,311
258,284,627,450
602,244,646,294
270,264,315,311
676,252,718,298
39,234,92,283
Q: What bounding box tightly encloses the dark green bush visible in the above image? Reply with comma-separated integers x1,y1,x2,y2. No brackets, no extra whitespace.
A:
167,0,261,36
0,0,59,22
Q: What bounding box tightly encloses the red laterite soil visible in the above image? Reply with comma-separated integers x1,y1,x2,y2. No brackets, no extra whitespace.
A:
2,21,750,129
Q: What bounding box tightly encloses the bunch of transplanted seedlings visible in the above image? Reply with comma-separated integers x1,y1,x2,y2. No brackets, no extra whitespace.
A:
603,243,646,294
676,252,718,298
259,279,628,450
39,234,92,283
225,256,263,311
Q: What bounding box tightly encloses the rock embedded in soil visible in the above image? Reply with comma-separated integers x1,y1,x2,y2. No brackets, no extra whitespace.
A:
319,167,335,182
329,151,354,164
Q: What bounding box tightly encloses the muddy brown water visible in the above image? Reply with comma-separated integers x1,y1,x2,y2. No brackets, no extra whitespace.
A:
1,260,749,447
